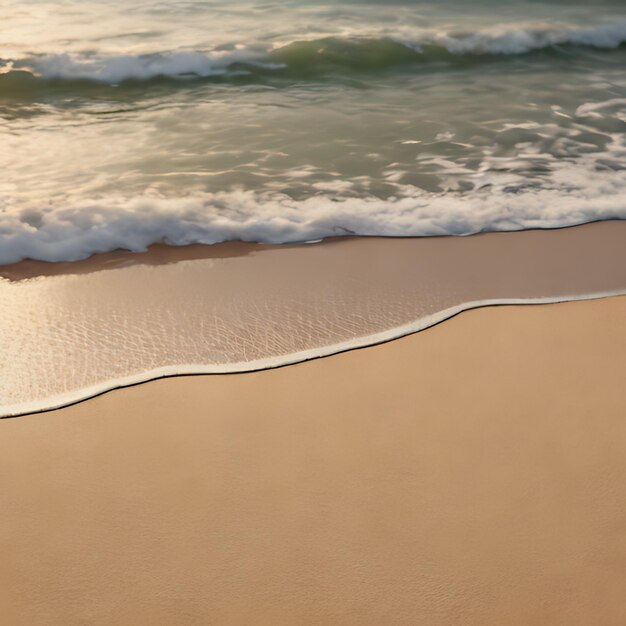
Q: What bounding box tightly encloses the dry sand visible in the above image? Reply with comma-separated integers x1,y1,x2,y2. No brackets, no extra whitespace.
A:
1,295,626,625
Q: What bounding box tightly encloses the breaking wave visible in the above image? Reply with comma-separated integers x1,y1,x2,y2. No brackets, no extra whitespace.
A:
2,138,625,264
2,20,625,85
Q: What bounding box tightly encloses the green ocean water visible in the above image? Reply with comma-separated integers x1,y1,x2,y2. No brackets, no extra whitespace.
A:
0,0,625,262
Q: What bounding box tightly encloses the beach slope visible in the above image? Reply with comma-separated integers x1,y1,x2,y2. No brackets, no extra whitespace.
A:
1,296,625,624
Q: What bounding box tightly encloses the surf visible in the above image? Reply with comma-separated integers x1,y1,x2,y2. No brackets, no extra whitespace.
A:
1,20,625,87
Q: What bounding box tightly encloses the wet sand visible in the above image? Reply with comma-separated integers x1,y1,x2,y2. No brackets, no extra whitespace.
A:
2,221,626,416
1,295,625,625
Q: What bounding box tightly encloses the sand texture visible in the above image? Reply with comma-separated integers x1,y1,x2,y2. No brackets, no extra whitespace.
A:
1,296,626,625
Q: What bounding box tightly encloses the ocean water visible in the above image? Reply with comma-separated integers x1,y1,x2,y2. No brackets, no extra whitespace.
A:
1,0,625,263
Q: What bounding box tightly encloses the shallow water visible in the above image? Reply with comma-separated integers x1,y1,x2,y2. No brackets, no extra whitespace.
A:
1,0,625,263
1,222,625,417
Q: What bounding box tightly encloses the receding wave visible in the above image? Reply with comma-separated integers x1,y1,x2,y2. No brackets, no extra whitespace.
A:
1,222,625,417
1,20,625,86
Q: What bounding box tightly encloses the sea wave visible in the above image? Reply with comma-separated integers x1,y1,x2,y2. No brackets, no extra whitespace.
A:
2,20,625,84
1,135,625,264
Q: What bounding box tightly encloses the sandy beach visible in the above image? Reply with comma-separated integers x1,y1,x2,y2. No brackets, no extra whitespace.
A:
3,1,626,622
2,295,625,625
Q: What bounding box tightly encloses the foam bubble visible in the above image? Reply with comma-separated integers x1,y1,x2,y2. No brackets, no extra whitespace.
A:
0,134,625,264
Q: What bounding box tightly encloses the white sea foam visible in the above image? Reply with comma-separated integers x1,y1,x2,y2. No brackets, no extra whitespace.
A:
29,49,276,83
576,98,626,118
1,137,625,264
405,19,626,55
